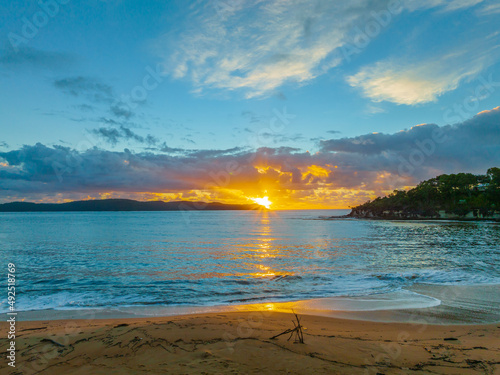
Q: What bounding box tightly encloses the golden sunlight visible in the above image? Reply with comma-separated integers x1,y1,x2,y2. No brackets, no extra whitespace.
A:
250,196,272,209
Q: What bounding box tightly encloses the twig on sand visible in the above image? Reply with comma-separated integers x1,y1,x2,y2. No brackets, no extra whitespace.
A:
40,338,65,347
269,310,304,344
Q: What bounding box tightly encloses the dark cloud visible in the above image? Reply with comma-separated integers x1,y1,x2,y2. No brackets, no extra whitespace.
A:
53,75,140,125
326,130,341,134
98,117,121,126
91,127,121,145
90,126,159,146
253,131,306,144
0,107,499,202
320,107,500,165
181,137,196,145
145,135,159,146
110,103,134,119
156,142,185,154
241,111,263,123
321,125,442,154
0,141,8,148
319,106,500,181
74,104,95,112
0,47,75,69
54,76,114,103
275,133,306,143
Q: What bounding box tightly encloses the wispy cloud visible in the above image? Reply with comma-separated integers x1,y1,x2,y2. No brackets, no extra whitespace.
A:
54,76,114,103
476,1,500,15
53,76,140,128
154,0,487,98
403,0,484,12
347,48,494,105
155,1,391,98
439,0,484,11
110,103,134,119
0,47,75,69
90,126,158,146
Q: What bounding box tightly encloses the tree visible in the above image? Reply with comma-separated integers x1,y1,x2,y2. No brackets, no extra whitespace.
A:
349,168,499,219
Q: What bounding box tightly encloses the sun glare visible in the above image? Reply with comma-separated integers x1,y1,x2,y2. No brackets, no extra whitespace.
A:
251,196,272,209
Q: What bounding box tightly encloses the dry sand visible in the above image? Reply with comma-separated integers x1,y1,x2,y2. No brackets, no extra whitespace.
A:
2,311,499,374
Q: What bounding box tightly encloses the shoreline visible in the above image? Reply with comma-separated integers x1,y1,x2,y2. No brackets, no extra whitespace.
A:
3,311,499,374
10,284,500,325
3,285,498,373
327,214,500,222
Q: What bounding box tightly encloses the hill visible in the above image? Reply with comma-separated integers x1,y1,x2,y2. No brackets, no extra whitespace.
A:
349,167,500,220
0,199,261,212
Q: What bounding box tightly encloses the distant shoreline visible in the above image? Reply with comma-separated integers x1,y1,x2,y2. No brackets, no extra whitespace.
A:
0,198,261,212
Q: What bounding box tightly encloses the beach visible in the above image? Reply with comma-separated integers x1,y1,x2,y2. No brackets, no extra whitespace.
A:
3,311,499,374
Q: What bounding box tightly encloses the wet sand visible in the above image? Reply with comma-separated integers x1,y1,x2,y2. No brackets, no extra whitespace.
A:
2,311,499,374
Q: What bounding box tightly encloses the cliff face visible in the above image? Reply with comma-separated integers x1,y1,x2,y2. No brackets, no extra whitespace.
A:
348,209,500,220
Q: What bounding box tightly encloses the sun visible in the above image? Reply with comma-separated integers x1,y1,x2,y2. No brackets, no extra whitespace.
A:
251,196,272,209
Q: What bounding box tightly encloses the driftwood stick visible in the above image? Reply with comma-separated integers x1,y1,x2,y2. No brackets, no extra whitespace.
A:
40,338,65,347
270,328,294,340
270,310,304,343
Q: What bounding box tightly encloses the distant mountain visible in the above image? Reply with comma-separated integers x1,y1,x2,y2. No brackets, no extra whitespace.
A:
0,199,261,212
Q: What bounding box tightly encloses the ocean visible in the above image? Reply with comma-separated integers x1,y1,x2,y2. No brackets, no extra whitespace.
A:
1,210,499,322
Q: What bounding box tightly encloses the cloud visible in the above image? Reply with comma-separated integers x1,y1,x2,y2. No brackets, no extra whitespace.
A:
155,142,185,154
155,1,397,98
246,129,306,145
110,104,134,119
241,111,263,123
54,76,114,103
0,47,75,69
90,126,159,146
403,0,484,12
365,105,386,114
320,106,500,179
439,0,483,11
346,3,500,106
188,147,247,159
75,104,95,112
154,0,488,98
346,46,495,105
1,107,499,206
53,76,140,129
477,2,500,15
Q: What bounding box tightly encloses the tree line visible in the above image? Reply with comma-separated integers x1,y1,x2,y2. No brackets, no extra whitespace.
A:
349,168,500,218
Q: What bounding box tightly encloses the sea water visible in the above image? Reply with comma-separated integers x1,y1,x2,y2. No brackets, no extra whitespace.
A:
0,210,499,321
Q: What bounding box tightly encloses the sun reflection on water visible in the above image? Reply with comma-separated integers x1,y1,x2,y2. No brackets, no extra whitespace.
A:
246,210,294,280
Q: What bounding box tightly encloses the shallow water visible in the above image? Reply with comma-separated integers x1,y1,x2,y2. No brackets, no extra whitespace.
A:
1,210,499,317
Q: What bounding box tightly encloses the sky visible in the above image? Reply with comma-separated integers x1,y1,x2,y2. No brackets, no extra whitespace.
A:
0,0,500,209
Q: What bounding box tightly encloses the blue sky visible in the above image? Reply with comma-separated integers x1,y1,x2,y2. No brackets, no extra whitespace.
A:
1,0,500,207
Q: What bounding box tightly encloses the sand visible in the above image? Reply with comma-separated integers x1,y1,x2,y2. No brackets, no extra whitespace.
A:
2,311,499,374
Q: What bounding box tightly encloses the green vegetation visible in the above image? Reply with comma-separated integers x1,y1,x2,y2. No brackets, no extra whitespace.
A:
349,168,500,219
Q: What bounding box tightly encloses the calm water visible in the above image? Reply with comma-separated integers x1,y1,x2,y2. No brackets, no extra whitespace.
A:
1,210,499,313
